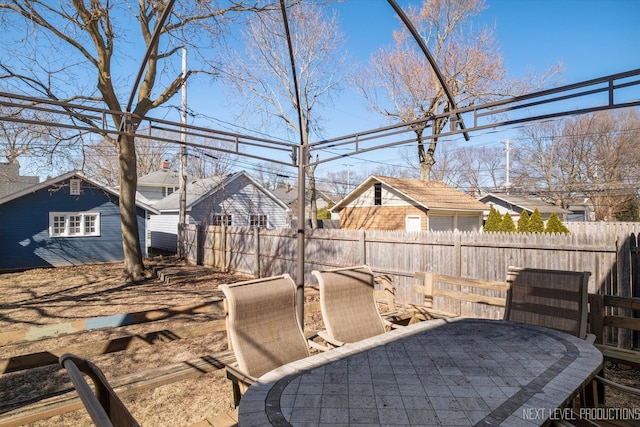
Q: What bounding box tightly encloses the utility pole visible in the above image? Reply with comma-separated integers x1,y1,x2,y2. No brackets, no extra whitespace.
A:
503,140,511,194
178,47,187,257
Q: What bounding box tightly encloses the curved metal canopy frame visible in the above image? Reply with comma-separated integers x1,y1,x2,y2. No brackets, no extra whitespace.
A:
3,2,637,330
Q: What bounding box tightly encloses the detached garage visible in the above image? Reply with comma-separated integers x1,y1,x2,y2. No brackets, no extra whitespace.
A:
331,176,487,232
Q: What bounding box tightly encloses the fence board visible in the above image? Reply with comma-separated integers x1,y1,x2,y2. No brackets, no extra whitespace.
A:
181,223,640,347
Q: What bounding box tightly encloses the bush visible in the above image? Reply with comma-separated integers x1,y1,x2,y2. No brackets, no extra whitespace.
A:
499,212,516,232
484,206,502,232
517,210,530,232
529,208,545,233
545,212,570,234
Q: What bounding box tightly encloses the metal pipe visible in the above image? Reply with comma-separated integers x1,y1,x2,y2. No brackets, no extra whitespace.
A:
280,0,306,328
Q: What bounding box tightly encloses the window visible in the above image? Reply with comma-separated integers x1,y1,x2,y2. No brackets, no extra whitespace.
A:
165,186,179,197
374,183,382,206
50,212,100,237
69,179,81,195
212,214,232,226
250,214,267,227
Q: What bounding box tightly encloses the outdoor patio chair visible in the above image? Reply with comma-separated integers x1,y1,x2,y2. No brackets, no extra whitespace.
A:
312,265,398,347
59,353,140,427
221,274,316,407
504,266,592,340
504,267,599,408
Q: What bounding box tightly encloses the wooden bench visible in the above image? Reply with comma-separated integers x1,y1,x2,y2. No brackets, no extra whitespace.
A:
588,293,640,367
413,271,508,318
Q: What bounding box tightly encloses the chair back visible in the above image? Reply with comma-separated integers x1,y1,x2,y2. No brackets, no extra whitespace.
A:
220,274,309,379
59,353,139,427
312,265,386,344
504,267,591,339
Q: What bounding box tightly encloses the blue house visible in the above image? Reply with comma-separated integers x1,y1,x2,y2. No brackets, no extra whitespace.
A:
0,171,157,271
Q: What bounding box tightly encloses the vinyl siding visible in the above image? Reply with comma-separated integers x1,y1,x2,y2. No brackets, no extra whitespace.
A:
149,214,179,252
189,174,288,228
0,179,146,271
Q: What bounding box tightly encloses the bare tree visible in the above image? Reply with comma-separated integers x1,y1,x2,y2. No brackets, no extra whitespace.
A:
512,109,640,220
80,134,178,187
354,0,559,181
254,162,288,191
221,1,347,228
0,0,277,278
321,167,365,200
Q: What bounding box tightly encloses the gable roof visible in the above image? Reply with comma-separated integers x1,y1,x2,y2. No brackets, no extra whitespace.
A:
137,168,195,187
152,171,290,212
0,162,39,198
479,193,571,215
0,170,159,214
271,184,335,206
332,175,487,212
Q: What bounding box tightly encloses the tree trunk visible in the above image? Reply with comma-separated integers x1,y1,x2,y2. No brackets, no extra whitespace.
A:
307,162,318,229
415,125,434,181
119,134,144,279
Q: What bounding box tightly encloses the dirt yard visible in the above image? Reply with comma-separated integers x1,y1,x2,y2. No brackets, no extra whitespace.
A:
0,257,326,427
0,258,638,426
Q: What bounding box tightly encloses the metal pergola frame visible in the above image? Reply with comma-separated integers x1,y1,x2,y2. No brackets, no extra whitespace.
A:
1,1,639,327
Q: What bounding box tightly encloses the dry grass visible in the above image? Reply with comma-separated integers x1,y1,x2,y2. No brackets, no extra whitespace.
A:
0,257,325,427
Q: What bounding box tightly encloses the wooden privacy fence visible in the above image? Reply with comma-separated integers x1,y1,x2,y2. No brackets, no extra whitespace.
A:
182,222,640,347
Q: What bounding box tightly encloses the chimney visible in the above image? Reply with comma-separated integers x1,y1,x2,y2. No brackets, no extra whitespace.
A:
162,160,170,169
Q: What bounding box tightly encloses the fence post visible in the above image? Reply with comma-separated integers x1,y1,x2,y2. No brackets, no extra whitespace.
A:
454,231,462,276
617,235,632,347
360,229,366,265
254,226,260,278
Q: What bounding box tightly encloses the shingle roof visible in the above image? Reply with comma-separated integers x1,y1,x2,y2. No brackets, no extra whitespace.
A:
374,176,487,211
137,168,187,187
479,193,571,214
332,176,487,212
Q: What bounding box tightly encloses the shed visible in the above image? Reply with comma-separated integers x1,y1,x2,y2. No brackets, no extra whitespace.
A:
0,171,157,271
331,176,487,232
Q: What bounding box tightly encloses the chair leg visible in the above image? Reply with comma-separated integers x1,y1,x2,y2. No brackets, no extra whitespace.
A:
232,381,241,408
226,369,242,408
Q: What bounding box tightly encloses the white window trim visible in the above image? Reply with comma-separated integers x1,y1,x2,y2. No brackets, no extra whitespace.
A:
165,186,179,197
49,212,101,237
250,214,267,227
211,214,232,226
69,179,81,195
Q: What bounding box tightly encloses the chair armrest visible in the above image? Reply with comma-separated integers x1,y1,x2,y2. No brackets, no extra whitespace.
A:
383,318,404,329
584,333,596,344
225,364,257,387
595,375,640,396
316,330,347,347
306,333,333,352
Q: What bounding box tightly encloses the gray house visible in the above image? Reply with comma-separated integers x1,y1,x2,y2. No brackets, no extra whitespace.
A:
479,193,572,222
147,171,290,252
0,162,39,198
0,171,157,271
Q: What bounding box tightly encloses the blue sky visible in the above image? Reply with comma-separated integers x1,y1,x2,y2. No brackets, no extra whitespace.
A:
5,1,638,182
294,0,640,179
